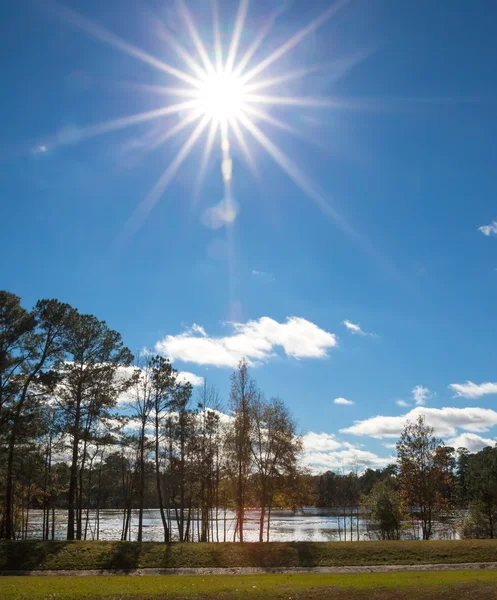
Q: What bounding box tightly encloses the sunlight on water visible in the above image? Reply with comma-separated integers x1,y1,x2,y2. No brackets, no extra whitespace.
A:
23,508,460,542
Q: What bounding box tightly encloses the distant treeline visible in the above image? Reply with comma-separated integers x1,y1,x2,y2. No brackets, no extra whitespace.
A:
1,291,497,543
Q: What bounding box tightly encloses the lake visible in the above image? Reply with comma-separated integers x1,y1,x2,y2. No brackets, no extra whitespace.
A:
21,508,461,542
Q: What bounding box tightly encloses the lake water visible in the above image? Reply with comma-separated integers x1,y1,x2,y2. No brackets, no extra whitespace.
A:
22,508,460,542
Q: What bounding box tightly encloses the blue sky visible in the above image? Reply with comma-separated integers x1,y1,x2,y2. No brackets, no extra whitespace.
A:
1,0,497,471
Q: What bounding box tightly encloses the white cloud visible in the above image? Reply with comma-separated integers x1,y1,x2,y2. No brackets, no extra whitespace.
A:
478,221,497,236
191,324,207,337
340,406,497,439
155,317,337,368
412,385,430,406
302,431,390,473
114,365,204,407
176,371,204,386
303,432,343,452
334,397,354,406
303,449,390,472
450,381,497,399
343,320,365,335
383,442,397,450
396,400,410,407
447,433,496,453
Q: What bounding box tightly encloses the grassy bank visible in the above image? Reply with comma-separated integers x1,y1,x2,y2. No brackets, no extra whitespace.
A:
1,540,497,572
2,571,497,599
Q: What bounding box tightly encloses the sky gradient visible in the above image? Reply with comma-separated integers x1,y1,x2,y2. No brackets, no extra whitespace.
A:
1,0,497,471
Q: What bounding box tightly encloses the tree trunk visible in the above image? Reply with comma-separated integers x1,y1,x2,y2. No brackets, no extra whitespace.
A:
77,424,91,541
4,435,17,539
67,399,81,540
138,422,146,542
43,433,52,541
84,456,94,540
259,506,265,543
154,410,169,542
237,459,244,542
51,505,55,540
266,497,273,543
96,454,102,540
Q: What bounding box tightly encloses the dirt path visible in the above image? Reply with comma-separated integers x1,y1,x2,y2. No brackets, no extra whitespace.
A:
2,562,497,576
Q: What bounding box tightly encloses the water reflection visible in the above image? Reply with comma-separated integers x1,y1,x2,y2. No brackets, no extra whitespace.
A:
21,508,460,542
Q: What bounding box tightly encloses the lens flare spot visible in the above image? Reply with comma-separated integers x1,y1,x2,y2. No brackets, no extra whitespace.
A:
202,198,239,229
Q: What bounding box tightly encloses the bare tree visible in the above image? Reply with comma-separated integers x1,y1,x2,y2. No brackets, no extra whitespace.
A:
149,356,177,542
129,358,154,542
226,360,255,542
251,396,302,542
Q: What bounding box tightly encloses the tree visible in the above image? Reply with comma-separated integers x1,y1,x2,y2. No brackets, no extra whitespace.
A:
196,382,222,542
396,415,453,540
129,359,153,542
167,381,194,542
226,360,255,542
0,292,35,417
1,297,73,539
250,395,302,542
456,447,471,508
362,480,407,540
149,356,177,542
0,292,35,537
461,446,497,539
56,312,133,540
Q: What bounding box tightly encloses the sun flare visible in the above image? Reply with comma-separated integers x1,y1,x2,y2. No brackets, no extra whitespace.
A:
49,0,355,240
197,71,247,122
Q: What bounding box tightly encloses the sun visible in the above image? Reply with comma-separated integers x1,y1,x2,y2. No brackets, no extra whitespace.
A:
49,0,357,242
197,71,246,122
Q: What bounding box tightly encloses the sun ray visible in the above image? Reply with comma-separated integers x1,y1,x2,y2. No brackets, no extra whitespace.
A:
140,108,205,157
49,1,201,88
240,0,349,85
228,117,258,178
241,105,298,134
115,81,201,99
232,8,281,78
225,0,249,75
243,64,326,94
220,119,231,182
176,0,216,76
120,115,211,241
242,105,337,155
237,112,352,234
237,113,396,275
218,119,237,313
67,100,202,143
157,27,207,80
247,94,390,111
244,94,355,109
212,0,224,71
243,52,372,97
195,118,219,196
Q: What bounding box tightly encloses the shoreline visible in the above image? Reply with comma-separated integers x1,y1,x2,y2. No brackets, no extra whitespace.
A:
1,561,497,577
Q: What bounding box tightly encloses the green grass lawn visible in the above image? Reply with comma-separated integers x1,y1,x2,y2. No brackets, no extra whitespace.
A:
2,571,497,600
1,540,497,572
